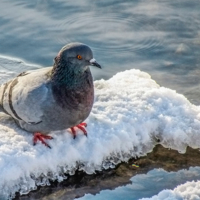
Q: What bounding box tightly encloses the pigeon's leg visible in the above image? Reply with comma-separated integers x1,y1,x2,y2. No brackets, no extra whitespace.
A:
70,122,87,139
33,132,53,148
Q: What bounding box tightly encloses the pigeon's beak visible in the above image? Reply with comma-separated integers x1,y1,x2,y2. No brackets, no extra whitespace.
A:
89,58,101,69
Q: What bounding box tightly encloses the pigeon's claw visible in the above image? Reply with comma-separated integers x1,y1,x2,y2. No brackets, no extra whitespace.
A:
33,132,53,148
76,124,87,136
70,127,76,139
70,123,88,139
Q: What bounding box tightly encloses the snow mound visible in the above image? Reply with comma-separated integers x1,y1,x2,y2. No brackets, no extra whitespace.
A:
0,56,200,199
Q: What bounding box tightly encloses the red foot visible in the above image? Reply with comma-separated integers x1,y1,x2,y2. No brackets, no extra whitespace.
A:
70,122,87,139
33,132,53,148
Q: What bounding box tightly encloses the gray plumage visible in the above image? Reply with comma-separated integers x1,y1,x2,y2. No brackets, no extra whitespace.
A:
0,43,101,134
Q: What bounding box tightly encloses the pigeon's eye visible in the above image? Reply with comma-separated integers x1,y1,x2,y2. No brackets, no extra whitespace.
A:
77,55,82,60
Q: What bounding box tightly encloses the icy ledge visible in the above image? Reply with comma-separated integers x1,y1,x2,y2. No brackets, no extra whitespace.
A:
1,57,200,199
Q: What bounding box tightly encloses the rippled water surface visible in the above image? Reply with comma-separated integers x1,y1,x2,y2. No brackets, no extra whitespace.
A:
0,0,200,104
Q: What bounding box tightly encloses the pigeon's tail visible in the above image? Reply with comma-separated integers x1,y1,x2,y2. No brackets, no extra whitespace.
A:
0,84,4,106
0,83,5,111
0,87,4,113
0,82,8,112
0,80,11,106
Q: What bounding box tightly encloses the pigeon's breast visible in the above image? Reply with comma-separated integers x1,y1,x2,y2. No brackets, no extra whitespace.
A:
51,74,94,128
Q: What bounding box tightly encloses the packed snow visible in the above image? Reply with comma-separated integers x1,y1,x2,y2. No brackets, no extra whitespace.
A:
1,56,200,199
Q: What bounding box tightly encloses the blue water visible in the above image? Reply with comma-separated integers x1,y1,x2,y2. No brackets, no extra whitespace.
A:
0,0,200,199
0,0,200,104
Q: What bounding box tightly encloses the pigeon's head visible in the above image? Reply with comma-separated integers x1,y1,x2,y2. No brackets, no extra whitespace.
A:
55,43,101,72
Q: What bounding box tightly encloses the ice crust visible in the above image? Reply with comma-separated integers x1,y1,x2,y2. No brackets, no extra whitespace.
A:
0,56,200,199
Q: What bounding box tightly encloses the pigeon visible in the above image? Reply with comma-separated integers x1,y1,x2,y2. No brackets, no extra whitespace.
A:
0,43,101,148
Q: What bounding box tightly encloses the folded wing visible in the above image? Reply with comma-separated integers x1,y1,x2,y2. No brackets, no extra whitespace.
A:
0,67,52,124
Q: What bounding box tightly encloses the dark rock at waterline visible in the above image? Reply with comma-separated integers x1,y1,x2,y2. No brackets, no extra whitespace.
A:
14,145,200,200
